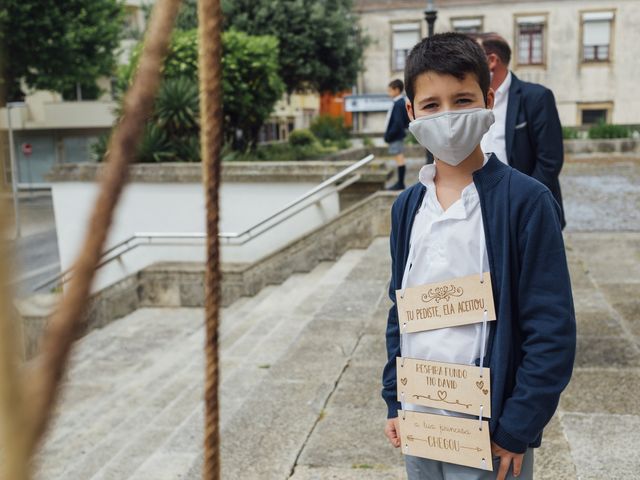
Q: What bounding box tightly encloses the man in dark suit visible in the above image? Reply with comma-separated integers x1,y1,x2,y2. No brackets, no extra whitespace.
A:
384,79,411,190
476,33,566,229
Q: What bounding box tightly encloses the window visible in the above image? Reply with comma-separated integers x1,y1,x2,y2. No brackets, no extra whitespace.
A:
578,102,613,125
451,17,483,34
516,16,546,65
392,23,421,71
581,109,607,125
582,11,614,62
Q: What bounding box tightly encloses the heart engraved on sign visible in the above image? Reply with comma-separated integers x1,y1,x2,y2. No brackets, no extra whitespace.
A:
401,377,408,386
476,380,489,396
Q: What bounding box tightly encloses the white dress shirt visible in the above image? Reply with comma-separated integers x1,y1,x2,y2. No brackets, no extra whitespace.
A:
481,71,512,165
400,155,491,417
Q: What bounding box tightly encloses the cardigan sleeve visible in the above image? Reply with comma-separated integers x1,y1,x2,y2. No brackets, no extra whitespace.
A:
381,200,402,418
492,191,576,453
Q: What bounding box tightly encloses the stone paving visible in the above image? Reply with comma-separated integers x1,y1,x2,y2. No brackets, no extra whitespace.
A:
33,158,640,479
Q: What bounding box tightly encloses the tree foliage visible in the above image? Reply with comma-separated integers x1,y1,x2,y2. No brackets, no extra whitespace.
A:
221,0,368,94
0,0,124,101
113,28,284,156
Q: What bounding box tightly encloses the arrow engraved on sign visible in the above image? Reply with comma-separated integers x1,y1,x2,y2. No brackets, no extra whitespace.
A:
460,446,483,452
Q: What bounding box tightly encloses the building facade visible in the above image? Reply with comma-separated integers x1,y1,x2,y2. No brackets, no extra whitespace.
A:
353,0,640,133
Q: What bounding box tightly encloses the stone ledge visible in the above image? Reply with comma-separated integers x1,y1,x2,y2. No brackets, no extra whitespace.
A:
46,159,391,184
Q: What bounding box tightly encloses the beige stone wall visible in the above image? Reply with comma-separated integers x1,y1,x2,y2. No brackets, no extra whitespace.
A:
356,0,640,130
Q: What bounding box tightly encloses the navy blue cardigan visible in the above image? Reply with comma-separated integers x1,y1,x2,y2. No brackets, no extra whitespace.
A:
381,154,576,454
384,97,410,143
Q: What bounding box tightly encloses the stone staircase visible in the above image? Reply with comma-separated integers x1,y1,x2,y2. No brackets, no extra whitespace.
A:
34,237,395,480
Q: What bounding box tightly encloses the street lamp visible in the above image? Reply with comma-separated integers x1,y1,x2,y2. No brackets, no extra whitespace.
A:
424,0,438,38
423,1,438,164
6,101,26,238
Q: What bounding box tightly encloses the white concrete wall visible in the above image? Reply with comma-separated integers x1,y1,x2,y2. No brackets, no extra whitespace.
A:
51,182,340,292
357,0,640,129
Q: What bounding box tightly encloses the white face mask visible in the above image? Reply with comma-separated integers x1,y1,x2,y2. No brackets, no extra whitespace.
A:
408,108,495,166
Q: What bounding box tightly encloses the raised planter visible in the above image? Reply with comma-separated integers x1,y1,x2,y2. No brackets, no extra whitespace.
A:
46,160,391,293
563,138,639,154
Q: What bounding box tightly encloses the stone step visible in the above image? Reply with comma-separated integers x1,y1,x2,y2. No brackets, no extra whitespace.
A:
33,242,382,480
217,238,390,479
221,250,363,358
35,310,206,479
129,240,389,479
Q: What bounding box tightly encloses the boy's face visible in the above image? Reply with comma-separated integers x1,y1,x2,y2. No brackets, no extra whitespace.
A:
406,71,495,121
387,86,401,98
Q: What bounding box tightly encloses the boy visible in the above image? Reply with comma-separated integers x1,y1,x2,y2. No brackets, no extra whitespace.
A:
381,33,576,480
384,79,410,190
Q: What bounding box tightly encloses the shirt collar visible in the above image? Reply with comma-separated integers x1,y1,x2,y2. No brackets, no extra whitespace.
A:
393,94,404,101
495,71,512,99
417,154,490,218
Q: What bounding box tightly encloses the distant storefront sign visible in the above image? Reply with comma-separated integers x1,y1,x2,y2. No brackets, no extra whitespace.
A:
344,94,393,113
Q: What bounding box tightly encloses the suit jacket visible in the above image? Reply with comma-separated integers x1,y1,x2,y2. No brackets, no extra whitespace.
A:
505,73,566,229
384,97,410,143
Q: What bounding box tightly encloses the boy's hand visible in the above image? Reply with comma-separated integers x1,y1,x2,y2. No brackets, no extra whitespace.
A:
491,442,525,479
384,417,401,448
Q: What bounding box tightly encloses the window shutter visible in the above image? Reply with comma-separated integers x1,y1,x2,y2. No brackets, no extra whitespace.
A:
583,20,611,46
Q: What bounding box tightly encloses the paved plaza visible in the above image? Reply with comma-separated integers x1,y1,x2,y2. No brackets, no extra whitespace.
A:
33,158,640,479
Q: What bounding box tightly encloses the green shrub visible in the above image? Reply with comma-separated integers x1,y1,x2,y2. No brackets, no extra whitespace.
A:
588,122,630,139
362,136,374,147
404,131,418,144
562,126,580,139
288,129,317,147
137,124,173,163
155,77,199,133
310,115,350,142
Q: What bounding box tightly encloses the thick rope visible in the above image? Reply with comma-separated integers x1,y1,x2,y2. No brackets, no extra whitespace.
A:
197,0,223,478
22,0,183,464
0,194,29,479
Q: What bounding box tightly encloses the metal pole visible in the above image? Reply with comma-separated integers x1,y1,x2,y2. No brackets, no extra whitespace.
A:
424,0,437,38
424,1,437,164
6,104,21,238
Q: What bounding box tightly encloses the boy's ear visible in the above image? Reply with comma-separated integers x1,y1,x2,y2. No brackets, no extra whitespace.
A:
486,88,496,110
406,100,415,121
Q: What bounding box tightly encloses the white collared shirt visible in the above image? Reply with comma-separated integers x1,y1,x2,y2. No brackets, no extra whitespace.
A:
400,155,491,417
481,71,512,165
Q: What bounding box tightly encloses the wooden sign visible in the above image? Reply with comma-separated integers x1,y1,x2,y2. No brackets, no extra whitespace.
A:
397,357,491,417
398,409,493,471
396,272,496,333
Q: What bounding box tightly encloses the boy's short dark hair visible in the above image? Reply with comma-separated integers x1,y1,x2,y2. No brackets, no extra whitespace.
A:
404,32,490,105
477,32,512,66
388,79,404,92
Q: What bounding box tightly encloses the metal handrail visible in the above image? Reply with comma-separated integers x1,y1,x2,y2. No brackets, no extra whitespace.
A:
219,154,374,239
34,154,376,291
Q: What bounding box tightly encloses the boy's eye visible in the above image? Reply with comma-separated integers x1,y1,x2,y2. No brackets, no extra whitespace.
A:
423,103,438,110
457,98,472,104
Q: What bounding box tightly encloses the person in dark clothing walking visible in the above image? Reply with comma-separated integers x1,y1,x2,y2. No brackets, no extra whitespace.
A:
384,79,411,190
